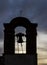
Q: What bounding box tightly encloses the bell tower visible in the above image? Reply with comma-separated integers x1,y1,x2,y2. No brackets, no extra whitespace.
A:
3,17,38,65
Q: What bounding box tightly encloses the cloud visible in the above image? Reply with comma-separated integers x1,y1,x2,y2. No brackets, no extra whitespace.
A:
0,40,4,54
37,32,47,48
0,2,47,56
0,48,3,53
0,1,47,64
0,0,47,40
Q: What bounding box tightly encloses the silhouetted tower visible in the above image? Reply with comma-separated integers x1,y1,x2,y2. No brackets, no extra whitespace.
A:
3,17,38,65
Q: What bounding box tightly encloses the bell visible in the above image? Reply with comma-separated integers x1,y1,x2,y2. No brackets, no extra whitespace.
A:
16,33,25,43
17,36,23,43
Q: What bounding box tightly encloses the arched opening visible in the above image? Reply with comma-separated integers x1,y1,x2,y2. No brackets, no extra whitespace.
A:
4,17,37,54
15,26,26,54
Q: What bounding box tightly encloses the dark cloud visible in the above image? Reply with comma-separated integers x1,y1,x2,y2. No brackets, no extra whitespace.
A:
0,0,47,40
0,48,3,53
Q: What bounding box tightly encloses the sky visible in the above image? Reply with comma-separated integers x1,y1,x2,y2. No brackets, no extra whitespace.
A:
0,0,47,65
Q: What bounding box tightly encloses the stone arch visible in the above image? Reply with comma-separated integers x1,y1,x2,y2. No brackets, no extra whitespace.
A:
9,17,31,29
4,17,37,54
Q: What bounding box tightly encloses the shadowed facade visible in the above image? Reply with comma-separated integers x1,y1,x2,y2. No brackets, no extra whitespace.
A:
0,17,38,65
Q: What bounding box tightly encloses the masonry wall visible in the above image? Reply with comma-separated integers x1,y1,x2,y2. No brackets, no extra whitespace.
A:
0,56,4,65
4,54,37,65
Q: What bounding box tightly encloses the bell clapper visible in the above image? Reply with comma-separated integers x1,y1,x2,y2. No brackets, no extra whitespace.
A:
17,43,19,53
21,43,23,53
